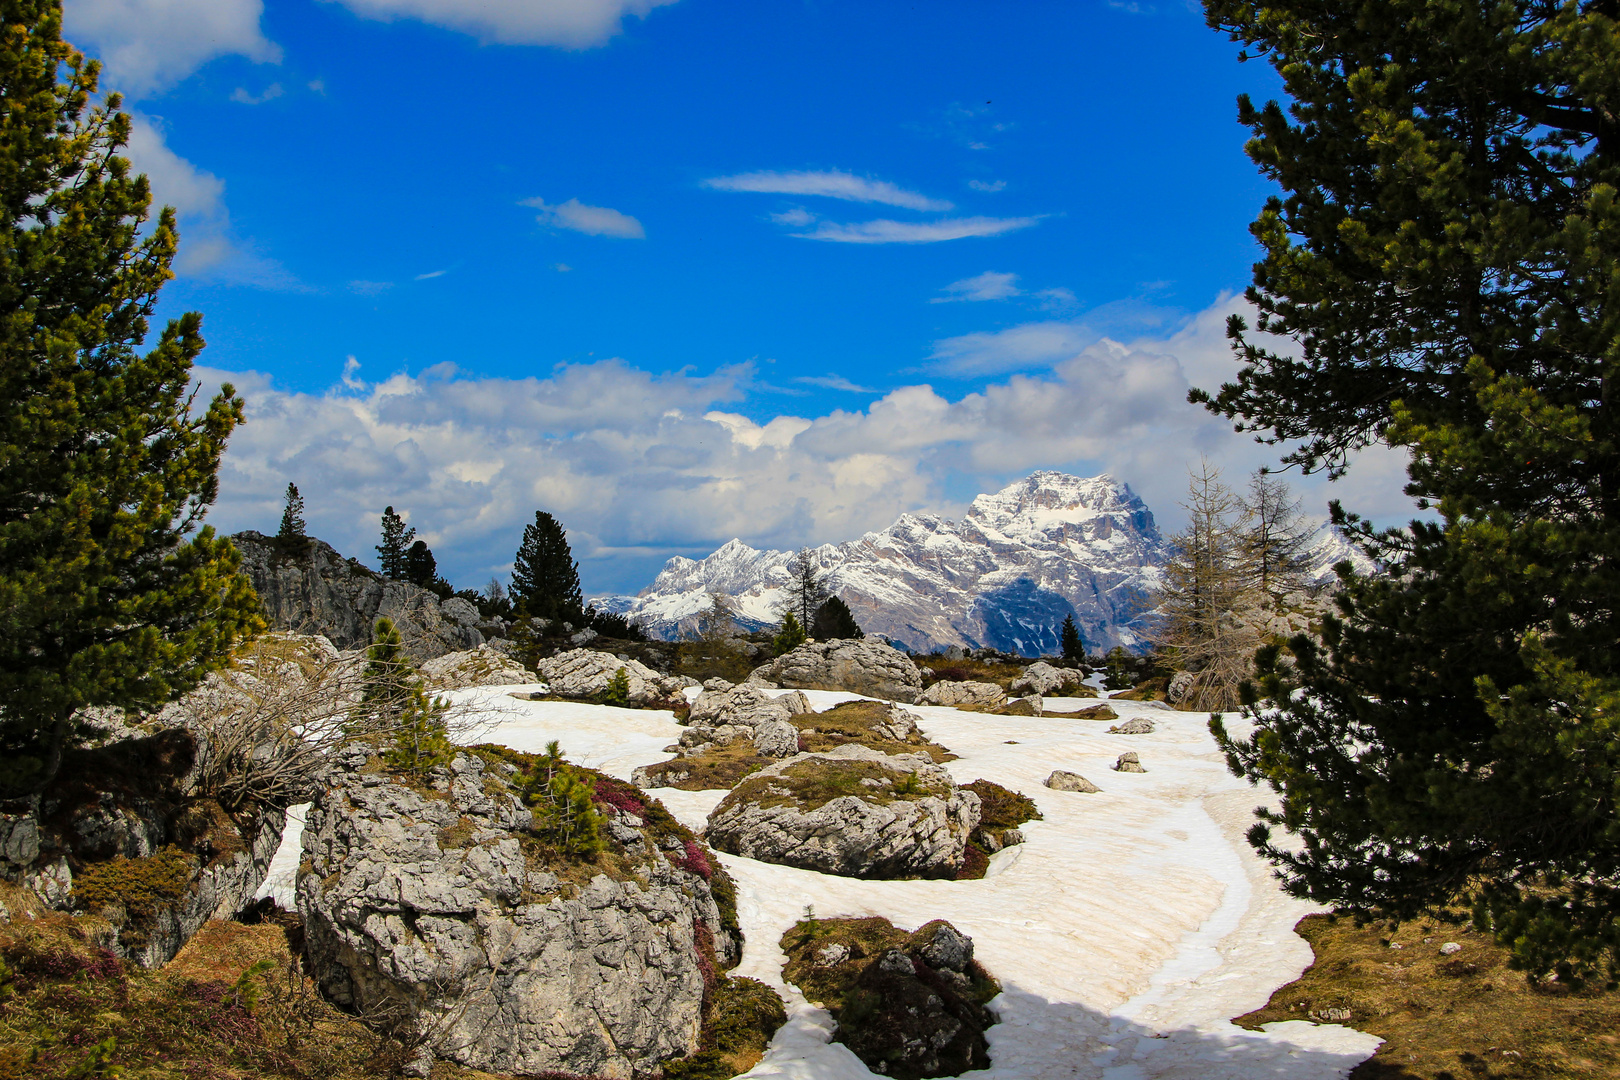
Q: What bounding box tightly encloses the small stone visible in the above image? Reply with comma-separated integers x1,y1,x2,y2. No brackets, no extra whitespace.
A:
1107,716,1155,735
815,942,851,967
1112,752,1146,773
1044,770,1100,793
1440,942,1462,955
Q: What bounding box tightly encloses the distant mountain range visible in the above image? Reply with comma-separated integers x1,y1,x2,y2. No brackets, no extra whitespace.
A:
600,471,1364,655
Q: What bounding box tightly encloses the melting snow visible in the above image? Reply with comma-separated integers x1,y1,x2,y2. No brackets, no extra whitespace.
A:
259,685,1380,1079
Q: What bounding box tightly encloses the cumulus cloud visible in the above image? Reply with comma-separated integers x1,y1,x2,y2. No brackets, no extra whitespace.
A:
928,320,1094,375
704,169,953,212
66,0,281,99
200,295,1416,593
522,196,646,238
325,0,678,48
796,216,1039,244
934,271,1021,303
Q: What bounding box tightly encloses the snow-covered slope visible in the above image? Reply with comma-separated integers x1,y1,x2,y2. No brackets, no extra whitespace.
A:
603,472,1171,655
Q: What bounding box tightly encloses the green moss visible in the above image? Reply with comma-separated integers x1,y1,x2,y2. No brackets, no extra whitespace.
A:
436,816,476,850
71,847,195,931
662,975,787,1080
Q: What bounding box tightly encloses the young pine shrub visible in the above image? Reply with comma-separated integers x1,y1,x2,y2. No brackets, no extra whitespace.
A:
522,741,605,858
602,666,631,707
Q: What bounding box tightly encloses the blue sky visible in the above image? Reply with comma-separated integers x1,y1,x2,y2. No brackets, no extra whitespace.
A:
68,0,1415,595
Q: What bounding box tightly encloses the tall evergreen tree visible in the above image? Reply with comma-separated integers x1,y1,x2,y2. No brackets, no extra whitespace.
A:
0,2,261,793
1059,614,1084,663
779,547,829,630
811,595,864,640
1200,0,1620,983
510,510,583,623
277,483,307,541
403,539,437,589
376,506,415,579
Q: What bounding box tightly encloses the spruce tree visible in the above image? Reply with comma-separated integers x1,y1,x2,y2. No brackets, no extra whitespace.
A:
376,506,415,579
1059,614,1084,664
510,510,583,623
810,595,864,640
403,539,437,589
1199,0,1620,983
772,611,807,655
0,1,261,793
277,483,307,541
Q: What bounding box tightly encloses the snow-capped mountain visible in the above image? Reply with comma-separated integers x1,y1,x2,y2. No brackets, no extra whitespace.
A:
602,472,1173,654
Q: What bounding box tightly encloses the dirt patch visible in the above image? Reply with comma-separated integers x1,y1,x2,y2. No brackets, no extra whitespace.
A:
1235,914,1620,1079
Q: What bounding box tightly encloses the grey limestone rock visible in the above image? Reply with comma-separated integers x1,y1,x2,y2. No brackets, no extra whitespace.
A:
534,649,688,706
918,680,1007,709
231,531,483,661
299,751,736,1078
1045,770,1101,793
1167,670,1196,704
750,639,923,704
915,921,974,973
1011,661,1083,697
704,744,979,879
1107,716,1156,735
751,719,800,757
420,644,533,690
1113,752,1147,773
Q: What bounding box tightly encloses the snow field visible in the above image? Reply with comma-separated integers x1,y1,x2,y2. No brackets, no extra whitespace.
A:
258,685,1380,1079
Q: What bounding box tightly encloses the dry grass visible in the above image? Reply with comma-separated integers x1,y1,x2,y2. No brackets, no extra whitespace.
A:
791,700,956,763
716,759,950,817
1234,914,1620,1079
915,656,1029,691
636,743,773,791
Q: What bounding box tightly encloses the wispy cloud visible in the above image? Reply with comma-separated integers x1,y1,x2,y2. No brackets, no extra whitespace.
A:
230,82,283,104
794,374,877,393
795,216,1039,244
933,271,1021,303
769,207,815,226
704,169,953,212
1034,287,1080,313
929,321,1095,376
415,269,448,280
522,196,646,239
967,179,1007,193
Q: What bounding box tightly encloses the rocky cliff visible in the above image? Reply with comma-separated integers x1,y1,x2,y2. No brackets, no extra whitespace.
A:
231,531,484,660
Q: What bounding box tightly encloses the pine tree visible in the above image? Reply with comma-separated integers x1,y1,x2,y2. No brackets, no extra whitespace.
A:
523,740,603,858
357,618,452,777
509,511,583,623
0,2,261,794
810,595,864,640
277,483,307,542
403,539,437,589
1059,614,1084,663
1198,0,1620,983
376,506,415,579
773,611,807,655
779,547,829,630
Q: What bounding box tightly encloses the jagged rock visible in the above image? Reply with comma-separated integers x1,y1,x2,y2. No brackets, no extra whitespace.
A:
1011,661,1084,697
1045,770,1101,793
299,751,737,1078
1167,670,1196,704
420,644,533,690
942,644,967,661
231,531,484,661
689,685,793,728
1071,703,1118,720
918,680,1007,709
751,639,923,703
1113,752,1146,773
751,719,800,757
704,744,979,878
534,649,688,705
1108,716,1156,735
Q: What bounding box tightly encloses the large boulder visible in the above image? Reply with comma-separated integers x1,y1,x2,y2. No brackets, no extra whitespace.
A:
420,644,533,690
704,745,979,878
1010,661,1084,697
750,639,923,703
534,649,692,706
298,750,737,1078
232,531,483,661
0,728,286,967
918,680,1008,709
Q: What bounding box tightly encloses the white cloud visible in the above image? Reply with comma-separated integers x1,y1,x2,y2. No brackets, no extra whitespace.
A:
796,216,1039,244
415,269,448,280
704,169,953,212
967,179,1006,193
769,207,815,227
929,321,1093,375
934,271,1021,303
523,197,646,239
65,0,281,99
794,374,877,393
325,0,678,48
199,295,1416,593
230,82,283,104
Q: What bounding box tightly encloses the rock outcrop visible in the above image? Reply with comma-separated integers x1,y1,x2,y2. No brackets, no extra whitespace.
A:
1010,661,1084,697
298,749,737,1078
918,680,1007,709
662,683,810,761
749,639,923,703
0,729,286,967
704,745,978,878
420,644,533,690
1113,752,1146,773
533,649,694,705
232,531,484,661
1107,716,1156,735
